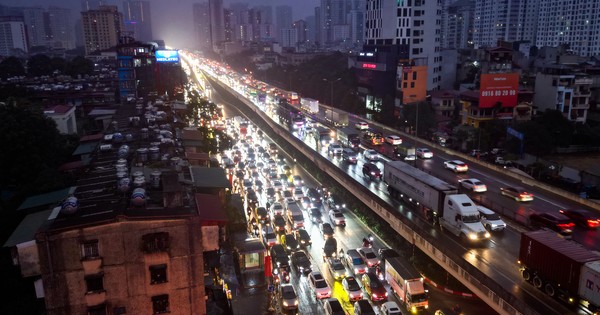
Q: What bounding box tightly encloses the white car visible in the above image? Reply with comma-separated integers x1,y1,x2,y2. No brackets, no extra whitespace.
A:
271,202,284,216
357,247,380,268
459,178,487,192
355,121,369,130
329,209,346,226
308,271,332,299
416,148,433,159
444,160,468,173
272,180,284,191
292,175,304,187
385,135,402,145
380,301,402,315
363,149,380,161
328,143,343,155
292,187,304,200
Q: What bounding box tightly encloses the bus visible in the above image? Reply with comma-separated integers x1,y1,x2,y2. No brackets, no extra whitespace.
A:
364,129,385,145
277,100,305,130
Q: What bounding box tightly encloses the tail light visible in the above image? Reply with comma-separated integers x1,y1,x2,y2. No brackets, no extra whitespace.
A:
557,222,575,230
587,219,600,228
520,193,532,198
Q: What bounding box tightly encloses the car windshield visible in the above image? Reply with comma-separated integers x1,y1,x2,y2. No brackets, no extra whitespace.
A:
346,279,360,290
295,254,308,263
462,214,480,223
365,252,376,259
293,214,304,221
411,293,428,302
334,213,344,218
352,257,365,265
315,279,327,288
281,287,296,299
332,261,344,269
266,232,275,239
370,278,382,287
485,213,501,220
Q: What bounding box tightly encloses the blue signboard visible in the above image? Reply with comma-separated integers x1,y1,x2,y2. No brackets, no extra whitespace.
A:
155,50,179,63
507,127,524,140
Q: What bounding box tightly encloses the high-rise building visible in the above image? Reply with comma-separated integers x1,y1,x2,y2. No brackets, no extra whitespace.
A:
444,0,474,49
305,15,316,43
192,2,211,50
280,28,297,48
21,7,46,47
275,5,293,41
0,16,28,56
318,0,332,44
293,20,307,44
209,0,225,47
122,1,153,41
223,9,234,42
81,5,124,55
348,0,364,45
364,0,442,91
47,7,75,49
472,0,530,48
81,0,106,11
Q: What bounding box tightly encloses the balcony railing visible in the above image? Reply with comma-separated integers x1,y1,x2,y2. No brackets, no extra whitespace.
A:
575,78,593,85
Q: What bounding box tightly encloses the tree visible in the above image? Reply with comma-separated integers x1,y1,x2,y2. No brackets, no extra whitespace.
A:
0,57,25,79
27,54,53,77
50,57,67,74
65,56,94,77
402,102,436,138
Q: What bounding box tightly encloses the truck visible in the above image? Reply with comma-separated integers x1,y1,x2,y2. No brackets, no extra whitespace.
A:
286,202,304,229
384,160,490,243
311,126,334,146
518,229,600,313
385,256,429,313
301,98,319,114
337,127,361,149
325,108,349,127
393,146,416,161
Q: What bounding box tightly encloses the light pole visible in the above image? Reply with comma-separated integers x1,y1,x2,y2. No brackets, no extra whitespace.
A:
323,78,341,123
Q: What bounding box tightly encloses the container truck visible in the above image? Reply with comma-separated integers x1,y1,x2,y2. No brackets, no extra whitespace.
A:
518,229,600,313
385,256,429,313
393,146,416,161
337,127,361,149
325,108,349,127
301,98,319,114
384,160,490,243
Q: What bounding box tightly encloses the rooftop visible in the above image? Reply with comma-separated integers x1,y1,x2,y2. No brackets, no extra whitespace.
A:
17,187,76,211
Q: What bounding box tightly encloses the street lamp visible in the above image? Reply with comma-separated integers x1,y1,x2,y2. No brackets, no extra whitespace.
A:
323,78,341,124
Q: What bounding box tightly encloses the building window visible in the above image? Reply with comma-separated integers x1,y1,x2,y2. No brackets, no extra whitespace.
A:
244,253,260,269
150,264,168,284
152,294,170,314
142,232,170,253
88,304,107,315
413,72,417,80
411,82,415,88
81,240,99,259
85,274,104,293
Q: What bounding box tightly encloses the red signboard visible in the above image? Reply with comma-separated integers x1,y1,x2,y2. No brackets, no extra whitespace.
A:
362,63,377,69
479,73,519,108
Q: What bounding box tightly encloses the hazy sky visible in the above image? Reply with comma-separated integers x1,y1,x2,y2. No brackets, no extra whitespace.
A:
2,0,319,48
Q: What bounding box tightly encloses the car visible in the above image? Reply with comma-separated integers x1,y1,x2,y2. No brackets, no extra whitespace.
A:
443,160,468,172
355,121,369,130
281,164,292,177
292,175,304,187
287,208,304,229
477,206,506,232
328,143,343,155
559,208,600,229
246,189,258,204
292,187,304,200
342,276,364,301
378,248,400,261
362,163,382,180
354,299,376,315
309,207,323,223
271,180,284,192
361,272,387,301
261,226,277,246
295,229,312,246
308,271,332,299
327,257,347,280
385,135,402,145
271,202,285,216
281,189,293,200
291,251,312,274
323,237,338,261
265,187,276,203
279,283,299,310
324,298,345,315
416,147,433,159
363,149,380,161
342,148,358,164
344,249,367,275
300,196,312,209
270,244,289,268
380,301,402,315
458,178,487,192
325,194,345,211
272,214,287,233
529,212,575,236
242,178,254,190
282,233,301,253
500,186,534,202
253,179,264,191
255,207,269,225
357,247,380,267
304,187,323,206
321,222,335,238
329,209,346,226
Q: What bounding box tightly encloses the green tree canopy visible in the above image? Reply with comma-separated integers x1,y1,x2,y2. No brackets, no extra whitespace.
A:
0,56,25,79
65,56,94,77
27,54,53,77
50,57,67,74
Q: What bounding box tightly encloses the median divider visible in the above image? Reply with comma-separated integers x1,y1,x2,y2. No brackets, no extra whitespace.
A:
206,73,540,315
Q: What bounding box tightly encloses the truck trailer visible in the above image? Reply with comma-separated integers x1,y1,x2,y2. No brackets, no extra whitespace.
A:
325,108,349,127
393,146,416,161
337,127,361,149
519,229,600,313
383,160,490,242
301,98,319,114
385,256,429,313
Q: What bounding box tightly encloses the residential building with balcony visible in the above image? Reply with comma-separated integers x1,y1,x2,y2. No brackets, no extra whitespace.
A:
534,65,592,123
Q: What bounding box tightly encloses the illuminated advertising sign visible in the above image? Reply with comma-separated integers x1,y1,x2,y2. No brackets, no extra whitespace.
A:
479,73,519,108
359,62,386,71
155,50,180,63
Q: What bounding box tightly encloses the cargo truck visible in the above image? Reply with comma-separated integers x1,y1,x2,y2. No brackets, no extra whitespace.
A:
518,229,600,313
337,127,361,149
301,98,319,114
393,146,416,161
325,108,349,127
384,160,490,243
385,256,429,313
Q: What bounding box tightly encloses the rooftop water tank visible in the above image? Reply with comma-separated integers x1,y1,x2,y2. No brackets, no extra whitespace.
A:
130,188,146,206
149,147,160,161
137,148,148,162
133,176,146,188
150,170,162,189
141,128,149,140
118,177,131,192
113,132,124,143
61,196,79,215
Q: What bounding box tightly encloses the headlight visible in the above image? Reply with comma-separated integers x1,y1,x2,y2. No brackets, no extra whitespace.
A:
283,301,289,306
294,300,298,305
468,233,477,240
354,268,359,273
485,232,491,238
411,306,417,313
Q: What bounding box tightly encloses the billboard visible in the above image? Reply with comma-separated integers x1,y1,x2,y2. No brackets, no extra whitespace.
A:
479,73,519,108
155,50,180,63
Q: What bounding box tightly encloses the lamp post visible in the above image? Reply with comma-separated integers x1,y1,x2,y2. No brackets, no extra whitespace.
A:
323,78,342,123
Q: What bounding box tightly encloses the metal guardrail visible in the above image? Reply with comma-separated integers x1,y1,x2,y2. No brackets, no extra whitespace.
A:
206,73,541,315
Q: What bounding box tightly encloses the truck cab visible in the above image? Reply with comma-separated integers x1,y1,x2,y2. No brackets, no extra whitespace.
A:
440,195,491,242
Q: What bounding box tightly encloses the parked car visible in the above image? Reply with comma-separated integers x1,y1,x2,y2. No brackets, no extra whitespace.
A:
416,147,433,159
291,251,312,274
385,135,402,145
500,186,534,202
458,178,487,192
279,284,299,310
363,149,381,161
529,212,575,236
329,209,346,226
560,208,600,229
355,121,369,130
443,160,469,173
327,257,347,280
308,271,332,299
342,276,364,301
362,163,382,180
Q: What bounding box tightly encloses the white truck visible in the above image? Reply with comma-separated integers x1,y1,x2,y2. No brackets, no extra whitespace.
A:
383,160,490,243
385,256,429,313
325,108,349,127
301,98,319,114
286,202,304,229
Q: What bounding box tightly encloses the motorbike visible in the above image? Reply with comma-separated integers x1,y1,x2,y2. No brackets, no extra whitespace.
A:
362,238,372,248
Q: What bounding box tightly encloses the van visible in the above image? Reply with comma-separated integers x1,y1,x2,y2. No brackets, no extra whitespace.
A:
477,206,506,232
342,148,358,164
380,302,402,315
